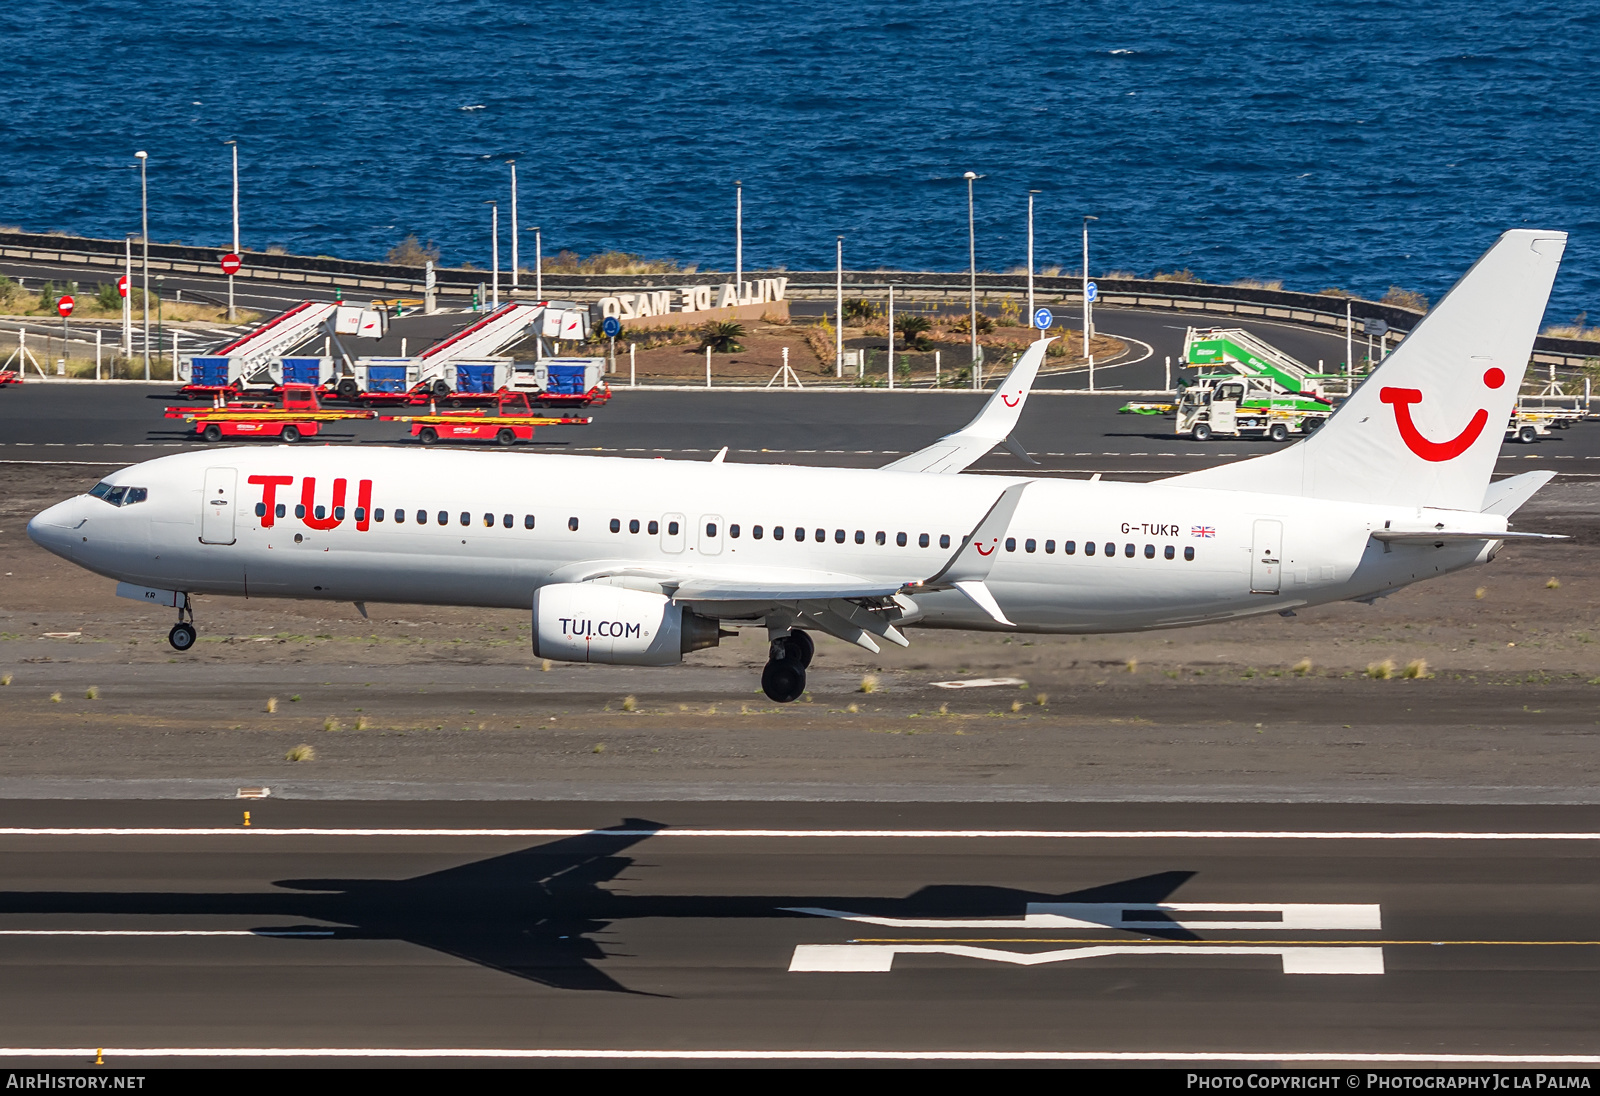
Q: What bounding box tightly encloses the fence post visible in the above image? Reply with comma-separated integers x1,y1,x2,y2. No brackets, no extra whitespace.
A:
96,330,102,380
935,350,940,387
705,345,711,389
630,342,636,388
1164,355,1170,391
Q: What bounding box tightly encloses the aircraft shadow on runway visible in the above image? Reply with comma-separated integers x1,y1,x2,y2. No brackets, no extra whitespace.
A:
0,822,1201,994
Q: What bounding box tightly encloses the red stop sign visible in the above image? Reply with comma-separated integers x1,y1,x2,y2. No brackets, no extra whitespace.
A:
116,275,129,298
220,253,242,275
56,295,74,318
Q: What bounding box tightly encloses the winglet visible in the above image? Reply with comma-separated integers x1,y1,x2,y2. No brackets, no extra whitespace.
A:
882,337,1054,474
925,481,1031,587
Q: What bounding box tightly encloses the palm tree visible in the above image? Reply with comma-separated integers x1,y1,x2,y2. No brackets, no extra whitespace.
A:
895,314,932,350
699,320,746,353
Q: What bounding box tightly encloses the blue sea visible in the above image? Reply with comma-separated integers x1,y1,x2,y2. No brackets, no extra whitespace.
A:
2,0,1597,319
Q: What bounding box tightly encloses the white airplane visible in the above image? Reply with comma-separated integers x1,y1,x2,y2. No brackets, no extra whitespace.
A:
29,230,1568,702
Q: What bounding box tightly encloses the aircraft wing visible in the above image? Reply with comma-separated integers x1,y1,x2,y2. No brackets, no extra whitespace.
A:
882,336,1053,474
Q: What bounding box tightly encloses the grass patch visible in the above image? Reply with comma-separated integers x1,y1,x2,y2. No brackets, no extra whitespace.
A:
1291,658,1313,677
1126,658,1139,673
621,695,637,712
1403,659,1430,680
84,686,98,700
355,715,370,731
592,743,606,754
265,697,278,713
1366,659,1395,680
48,692,60,703
0,674,10,686
1546,577,1561,590
1475,587,1487,600
285,744,315,762
858,674,879,694
1035,692,1048,706
323,716,342,732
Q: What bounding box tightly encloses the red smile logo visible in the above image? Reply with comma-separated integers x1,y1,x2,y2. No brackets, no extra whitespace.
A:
1380,368,1504,462
975,538,997,556
1001,393,1020,408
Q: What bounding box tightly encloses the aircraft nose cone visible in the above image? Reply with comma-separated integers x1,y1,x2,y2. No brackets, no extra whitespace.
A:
27,499,80,560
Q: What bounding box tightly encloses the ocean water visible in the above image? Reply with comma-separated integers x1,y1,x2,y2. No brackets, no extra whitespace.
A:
2,0,1596,319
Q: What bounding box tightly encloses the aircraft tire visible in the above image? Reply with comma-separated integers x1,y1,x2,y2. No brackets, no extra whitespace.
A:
1192,423,1212,442
168,623,197,652
773,630,814,669
761,658,806,704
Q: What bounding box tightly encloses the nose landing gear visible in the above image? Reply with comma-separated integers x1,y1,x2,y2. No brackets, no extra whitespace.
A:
760,630,814,703
167,595,197,652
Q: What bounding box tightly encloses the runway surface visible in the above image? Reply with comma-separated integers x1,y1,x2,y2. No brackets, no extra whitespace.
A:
0,800,1591,1066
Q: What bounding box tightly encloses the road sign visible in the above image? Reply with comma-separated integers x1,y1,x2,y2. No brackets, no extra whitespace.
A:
56,295,74,318
602,316,621,338
1085,282,1098,304
1362,318,1388,336
220,253,242,276
116,275,128,298
1033,307,1053,330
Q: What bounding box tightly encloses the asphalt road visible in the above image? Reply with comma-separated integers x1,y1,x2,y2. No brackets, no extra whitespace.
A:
1,374,1596,483
0,800,1592,1066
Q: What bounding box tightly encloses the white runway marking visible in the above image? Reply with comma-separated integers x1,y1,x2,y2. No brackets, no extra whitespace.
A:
0,828,1597,840
789,902,1381,931
788,943,1385,975
0,1048,1594,1063
929,676,1029,689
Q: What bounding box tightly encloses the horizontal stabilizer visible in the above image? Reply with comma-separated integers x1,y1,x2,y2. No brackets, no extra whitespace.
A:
884,337,1053,474
1371,530,1566,543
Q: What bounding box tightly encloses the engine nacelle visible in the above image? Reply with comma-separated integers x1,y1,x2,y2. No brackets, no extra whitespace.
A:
532,582,721,666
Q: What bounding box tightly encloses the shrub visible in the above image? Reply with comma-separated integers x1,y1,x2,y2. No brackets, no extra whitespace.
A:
1366,659,1395,680
843,298,877,323
1381,286,1429,311
1035,693,1048,706
858,674,879,694
950,311,995,335
1291,658,1313,676
285,744,315,762
385,235,441,266
84,686,98,700
1546,577,1561,590
265,697,278,713
894,314,932,349
95,283,122,312
621,695,637,712
1403,659,1429,679
1153,268,1200,283
323,716,341,732
698,320,746,353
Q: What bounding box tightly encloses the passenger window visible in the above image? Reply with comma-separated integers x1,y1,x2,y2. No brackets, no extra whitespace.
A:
395,509,406,524
1144,544,1155,558
334,506,345,520
1085,541,1096,556
629,519,640,534
753,525,764,539
353,508,365,522
918,533,929,548
570,517,581,531
797,527,807,541
1104,542,1115,556
1124,543,1135,557
814,528,824,543
1005,537,1016,552
437,511,448,525
1025,539,1036,553
855,530,865,544
706,522,718,538
1185,546,1195,561
1063,540,1075,555
376,509,386,522
834,529,845,544
896,532,907,547
939,534,950,549
647,520,658,534
524,515,535,529
460,512,471,526
774,526,784,541
1164,545,1175,559
502,514,512,529
667,520,679,536
255,503,266,517
126,488,147,504
609,519,621,533
295,504,307,519
730,524,740,538
484,513,495,528
313,505,326,520
876,531,886,546
276,503,286,519
1045,539,1055,554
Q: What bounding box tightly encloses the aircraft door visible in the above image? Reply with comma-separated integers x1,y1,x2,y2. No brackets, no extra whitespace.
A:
199,467,238,545
698,514,724,556
660,513,685,554
1250,519,1282,595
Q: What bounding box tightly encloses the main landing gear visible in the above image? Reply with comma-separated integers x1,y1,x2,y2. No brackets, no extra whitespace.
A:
760,630,814,703
167,595,197,652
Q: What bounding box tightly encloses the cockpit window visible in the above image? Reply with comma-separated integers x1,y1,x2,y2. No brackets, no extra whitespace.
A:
89,483,148,507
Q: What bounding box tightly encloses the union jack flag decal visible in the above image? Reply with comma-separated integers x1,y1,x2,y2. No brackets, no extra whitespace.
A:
1191,525,1216,538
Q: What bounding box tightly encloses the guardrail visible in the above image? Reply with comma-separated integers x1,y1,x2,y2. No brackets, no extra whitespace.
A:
4,230,1597,368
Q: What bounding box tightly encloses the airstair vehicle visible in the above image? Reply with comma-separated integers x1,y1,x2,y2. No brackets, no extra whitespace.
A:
1183,327,1355,400
177,301,381,396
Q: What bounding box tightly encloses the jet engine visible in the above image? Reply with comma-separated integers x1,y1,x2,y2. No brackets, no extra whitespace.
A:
532,582,721,666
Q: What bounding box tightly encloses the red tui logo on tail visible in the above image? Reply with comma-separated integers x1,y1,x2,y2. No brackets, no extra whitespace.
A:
1379,368,1504,462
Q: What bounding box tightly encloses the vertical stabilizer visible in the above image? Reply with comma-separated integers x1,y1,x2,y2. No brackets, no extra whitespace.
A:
1165,230,1566,511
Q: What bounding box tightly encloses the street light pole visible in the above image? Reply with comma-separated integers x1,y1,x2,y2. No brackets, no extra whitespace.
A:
1027,190,1040,331
532,226,542,301
224,140,239,321
135,151,150,380
508,160,519,293
1081,215,1097,360
122,234,134,357
835,235,844,379
485,201,499,309
734,180,743,297
964,171,978,387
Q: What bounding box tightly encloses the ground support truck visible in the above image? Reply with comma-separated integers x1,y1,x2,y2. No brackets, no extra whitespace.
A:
1174,375,1333,441
381,392,592,446
166,384,377,443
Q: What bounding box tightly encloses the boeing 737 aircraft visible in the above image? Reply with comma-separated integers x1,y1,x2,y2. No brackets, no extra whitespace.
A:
28,230,1568,702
